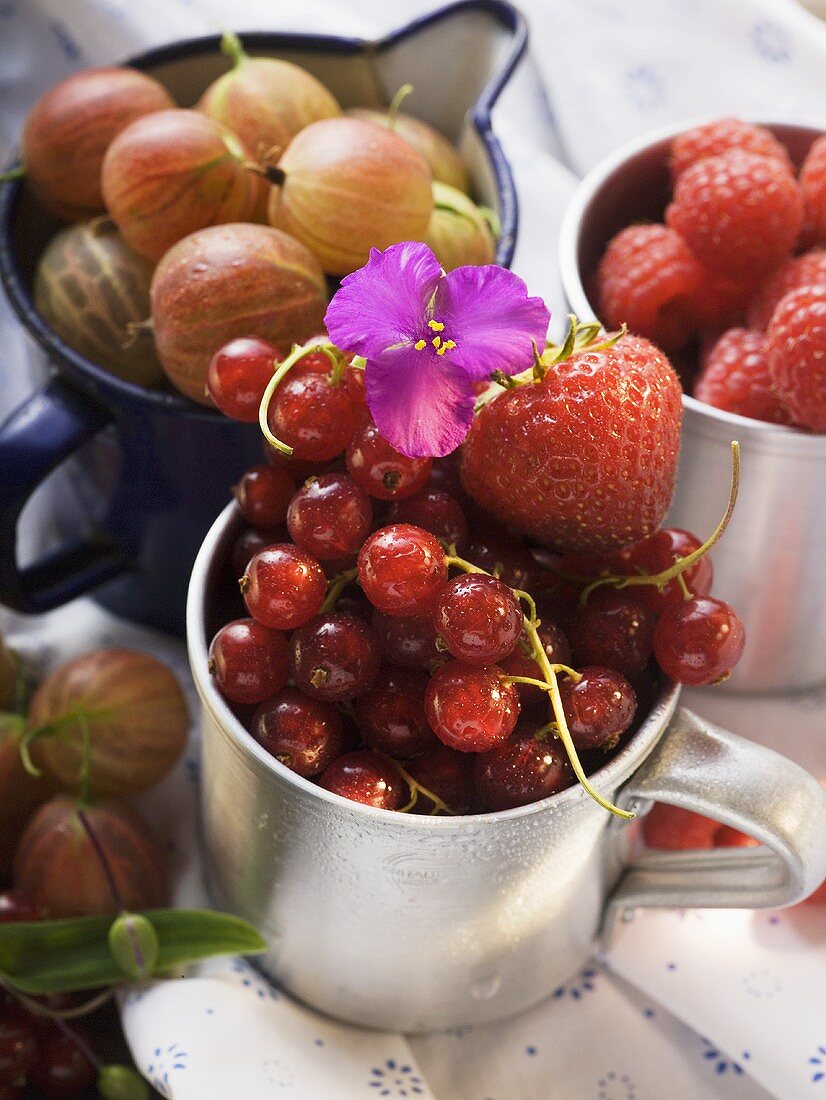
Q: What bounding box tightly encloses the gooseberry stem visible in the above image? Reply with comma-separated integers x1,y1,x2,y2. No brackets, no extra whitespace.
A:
220,30,247,67
579,440,741,604
445,553,633,819
387,83,414,128
258,339,338,455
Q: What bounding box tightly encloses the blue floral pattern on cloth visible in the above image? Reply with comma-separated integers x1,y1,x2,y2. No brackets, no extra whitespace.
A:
597,1070,637,1100
700,1039,751,1076
751,19,791,63
623,66,665,110
368,1060,426,1097
147,1043,189,1097
810,1045,826,1084
552,967,598,1000
231,957,280,1001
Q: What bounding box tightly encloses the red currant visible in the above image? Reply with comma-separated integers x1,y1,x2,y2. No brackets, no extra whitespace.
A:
622,528,713,613
208,618,290,705
653,596,746,685
319,751,405,810
267,370,358,462
241,544,326,630
473,726,573,811
287,473,372,561
426,455,465,500
557,666,637,750
433,574,523,666
406,745,475,814
289,613,380,701
466,535,538,591
424,661,520,752
231,525,287,578
569,589,656,679
251,687,344,777
358,525,447,616
371,610,440,669
29,1025,96,1099
387,489,469,551
344,363,368,411
356,668,438,758
233,465,295,530
346,421,431,501
206,336,278,422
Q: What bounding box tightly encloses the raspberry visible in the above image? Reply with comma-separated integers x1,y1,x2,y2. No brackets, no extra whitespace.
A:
693,328,791,424
686,268,755,331
766,285,826,431
746,250,826,329
670,118,794,181
666,151,804,277
596,224,702,350
641,802,719,850
799,134,826,249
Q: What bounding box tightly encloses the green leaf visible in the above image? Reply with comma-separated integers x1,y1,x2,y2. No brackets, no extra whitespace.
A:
0,909,266,994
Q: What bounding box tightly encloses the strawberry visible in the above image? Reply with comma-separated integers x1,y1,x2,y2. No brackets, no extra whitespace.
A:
459,336,682,553
641,802,719,850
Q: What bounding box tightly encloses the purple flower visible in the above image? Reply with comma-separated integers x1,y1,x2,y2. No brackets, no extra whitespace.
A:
323,242,550,457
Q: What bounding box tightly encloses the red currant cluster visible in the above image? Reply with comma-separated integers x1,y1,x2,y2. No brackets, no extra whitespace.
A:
207,341,745,816
0,895,96,1100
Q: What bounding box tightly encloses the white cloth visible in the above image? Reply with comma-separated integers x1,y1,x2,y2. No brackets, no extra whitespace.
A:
2,1,825,1097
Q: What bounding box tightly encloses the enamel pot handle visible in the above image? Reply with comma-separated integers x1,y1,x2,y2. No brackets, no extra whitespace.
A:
603,707,826,938
0,375,127,612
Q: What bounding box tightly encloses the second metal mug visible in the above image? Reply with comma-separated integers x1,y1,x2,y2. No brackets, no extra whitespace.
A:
558,119,826,693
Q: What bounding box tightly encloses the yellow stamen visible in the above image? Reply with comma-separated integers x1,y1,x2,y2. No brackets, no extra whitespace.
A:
428,319,445,332
414,339,426,350
432,335,442,349
436,340,457,357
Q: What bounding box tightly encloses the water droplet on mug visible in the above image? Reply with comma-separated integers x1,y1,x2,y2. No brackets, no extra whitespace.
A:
470,975,501,1000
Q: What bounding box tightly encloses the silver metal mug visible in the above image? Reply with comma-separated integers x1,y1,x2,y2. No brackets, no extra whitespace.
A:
558,119,826,693
187,504,826,1032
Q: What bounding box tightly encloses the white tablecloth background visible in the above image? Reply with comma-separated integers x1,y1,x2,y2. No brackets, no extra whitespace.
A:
1,1,825,1097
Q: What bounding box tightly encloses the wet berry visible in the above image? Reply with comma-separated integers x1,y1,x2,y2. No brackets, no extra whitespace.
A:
387,489,469,551
240,544,326,630
356,667,437,758
653,596,745,685
267,370,358,462
208,618,289,705
406,745,475,814
358,525,447,616
424,661,520,752
251,687,344,778
346,421,431,501
621,528,714,613
569,589,656,679
473,725,573,811
433,573,523,666
287,472,372,560
557,666,637,750
371,610,440,669
319,751,404,810
29,1025,96,1099
206,336,278,421
289,612,379,701
234,464,295,529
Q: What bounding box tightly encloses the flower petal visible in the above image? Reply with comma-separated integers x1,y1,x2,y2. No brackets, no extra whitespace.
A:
434,265,550,380
324,243,443,360
365,346,476,458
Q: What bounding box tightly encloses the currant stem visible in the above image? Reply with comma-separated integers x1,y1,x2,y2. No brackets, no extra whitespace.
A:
2,984,114,1022
445,553,632,819
258,339,337,454
320,568,359,614
220,30,247,67
580,441,740,605
392,758,458,816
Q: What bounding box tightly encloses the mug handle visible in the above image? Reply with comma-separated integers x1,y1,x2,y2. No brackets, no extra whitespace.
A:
602,707,826,940
0,375,127,612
